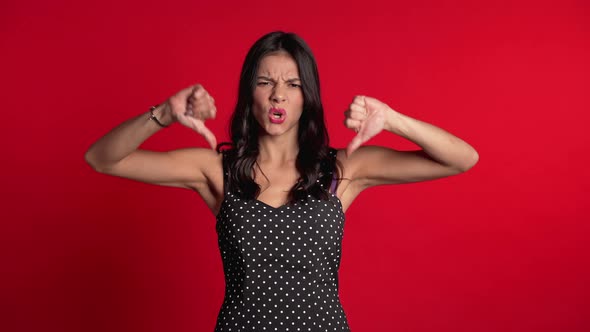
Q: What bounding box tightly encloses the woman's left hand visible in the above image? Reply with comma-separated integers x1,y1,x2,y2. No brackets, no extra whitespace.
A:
344,95,392,156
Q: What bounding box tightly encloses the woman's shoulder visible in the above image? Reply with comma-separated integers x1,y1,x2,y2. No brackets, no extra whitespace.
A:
170,148,223,187
328,146,345,162
171,146,223,163
180,147,224,212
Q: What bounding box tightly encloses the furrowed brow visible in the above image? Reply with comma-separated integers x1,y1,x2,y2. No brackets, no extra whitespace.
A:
257,76,301,82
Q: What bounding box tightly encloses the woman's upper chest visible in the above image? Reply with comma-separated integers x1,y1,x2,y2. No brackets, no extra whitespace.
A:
253,163,299,209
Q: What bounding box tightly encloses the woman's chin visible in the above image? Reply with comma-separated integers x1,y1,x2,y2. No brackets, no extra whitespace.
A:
262,128,285,136
259,123,297,137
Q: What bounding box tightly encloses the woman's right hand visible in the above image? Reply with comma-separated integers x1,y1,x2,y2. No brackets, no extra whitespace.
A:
163,84,218,149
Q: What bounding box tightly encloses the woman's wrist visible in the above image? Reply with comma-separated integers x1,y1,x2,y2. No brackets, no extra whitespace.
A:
383,108,408,137
149,103,175,127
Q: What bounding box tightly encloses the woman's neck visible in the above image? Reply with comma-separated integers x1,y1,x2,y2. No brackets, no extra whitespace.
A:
257,134,299,164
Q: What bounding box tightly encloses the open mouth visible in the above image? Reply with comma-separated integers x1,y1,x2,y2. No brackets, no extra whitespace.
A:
268,108,287,124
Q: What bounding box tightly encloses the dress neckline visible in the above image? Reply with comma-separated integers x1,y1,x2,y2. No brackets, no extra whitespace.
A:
216,192,343,216
252,198,289,210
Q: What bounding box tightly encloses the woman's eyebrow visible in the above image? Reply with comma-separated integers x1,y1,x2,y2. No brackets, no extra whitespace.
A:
256,76,301,82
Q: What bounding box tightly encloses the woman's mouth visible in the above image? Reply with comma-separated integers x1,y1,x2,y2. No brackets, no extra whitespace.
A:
268,108,287,124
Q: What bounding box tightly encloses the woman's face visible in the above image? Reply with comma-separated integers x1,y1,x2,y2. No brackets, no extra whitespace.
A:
252,51,304,137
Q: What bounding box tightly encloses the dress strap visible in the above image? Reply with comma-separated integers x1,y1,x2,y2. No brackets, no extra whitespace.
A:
221,150,230,194
330,175,338,194
328,148,339,194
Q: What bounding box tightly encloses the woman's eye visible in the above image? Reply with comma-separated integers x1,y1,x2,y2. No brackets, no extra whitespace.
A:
290,83,301,88
257,81,271,86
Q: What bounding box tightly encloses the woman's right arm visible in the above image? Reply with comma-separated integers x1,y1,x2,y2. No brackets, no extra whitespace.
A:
84,84,220,191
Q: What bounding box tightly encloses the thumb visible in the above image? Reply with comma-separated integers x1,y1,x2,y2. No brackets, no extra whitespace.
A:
194,121,218,149
346,134,364,157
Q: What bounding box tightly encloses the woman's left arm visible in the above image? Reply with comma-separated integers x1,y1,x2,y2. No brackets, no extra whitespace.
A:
342,95,479,189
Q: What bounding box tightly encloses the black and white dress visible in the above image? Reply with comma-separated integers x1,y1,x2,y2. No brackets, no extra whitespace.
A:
214,148,350,331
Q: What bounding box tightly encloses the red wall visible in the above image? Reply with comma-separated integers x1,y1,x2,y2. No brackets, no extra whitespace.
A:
2,0,589,331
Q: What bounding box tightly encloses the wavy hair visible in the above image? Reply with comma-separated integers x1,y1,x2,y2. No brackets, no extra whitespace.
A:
217,31,340,204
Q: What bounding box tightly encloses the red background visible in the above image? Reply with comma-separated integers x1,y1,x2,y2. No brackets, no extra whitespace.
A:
1,0,589,331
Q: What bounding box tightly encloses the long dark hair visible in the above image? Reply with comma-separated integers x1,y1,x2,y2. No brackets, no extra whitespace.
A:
217,31,340,204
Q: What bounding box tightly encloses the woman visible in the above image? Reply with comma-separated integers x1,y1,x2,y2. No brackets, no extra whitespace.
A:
85,31,478,331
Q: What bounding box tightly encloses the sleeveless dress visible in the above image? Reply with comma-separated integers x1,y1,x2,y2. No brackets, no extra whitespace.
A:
214,148,350,331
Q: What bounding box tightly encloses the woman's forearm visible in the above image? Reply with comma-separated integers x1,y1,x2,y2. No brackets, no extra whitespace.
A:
384,109,479,172
85,104,172,172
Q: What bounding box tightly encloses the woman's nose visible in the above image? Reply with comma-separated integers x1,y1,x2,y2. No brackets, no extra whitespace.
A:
270,86,286,103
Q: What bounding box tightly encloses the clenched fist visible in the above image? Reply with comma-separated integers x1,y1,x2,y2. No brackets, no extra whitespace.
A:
162,84,218,149
344,96,391,156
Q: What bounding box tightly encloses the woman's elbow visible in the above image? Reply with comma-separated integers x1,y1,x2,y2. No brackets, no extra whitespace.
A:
84,149,109,174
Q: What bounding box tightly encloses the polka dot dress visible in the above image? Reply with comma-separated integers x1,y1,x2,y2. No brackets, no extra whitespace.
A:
214,148,350,331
